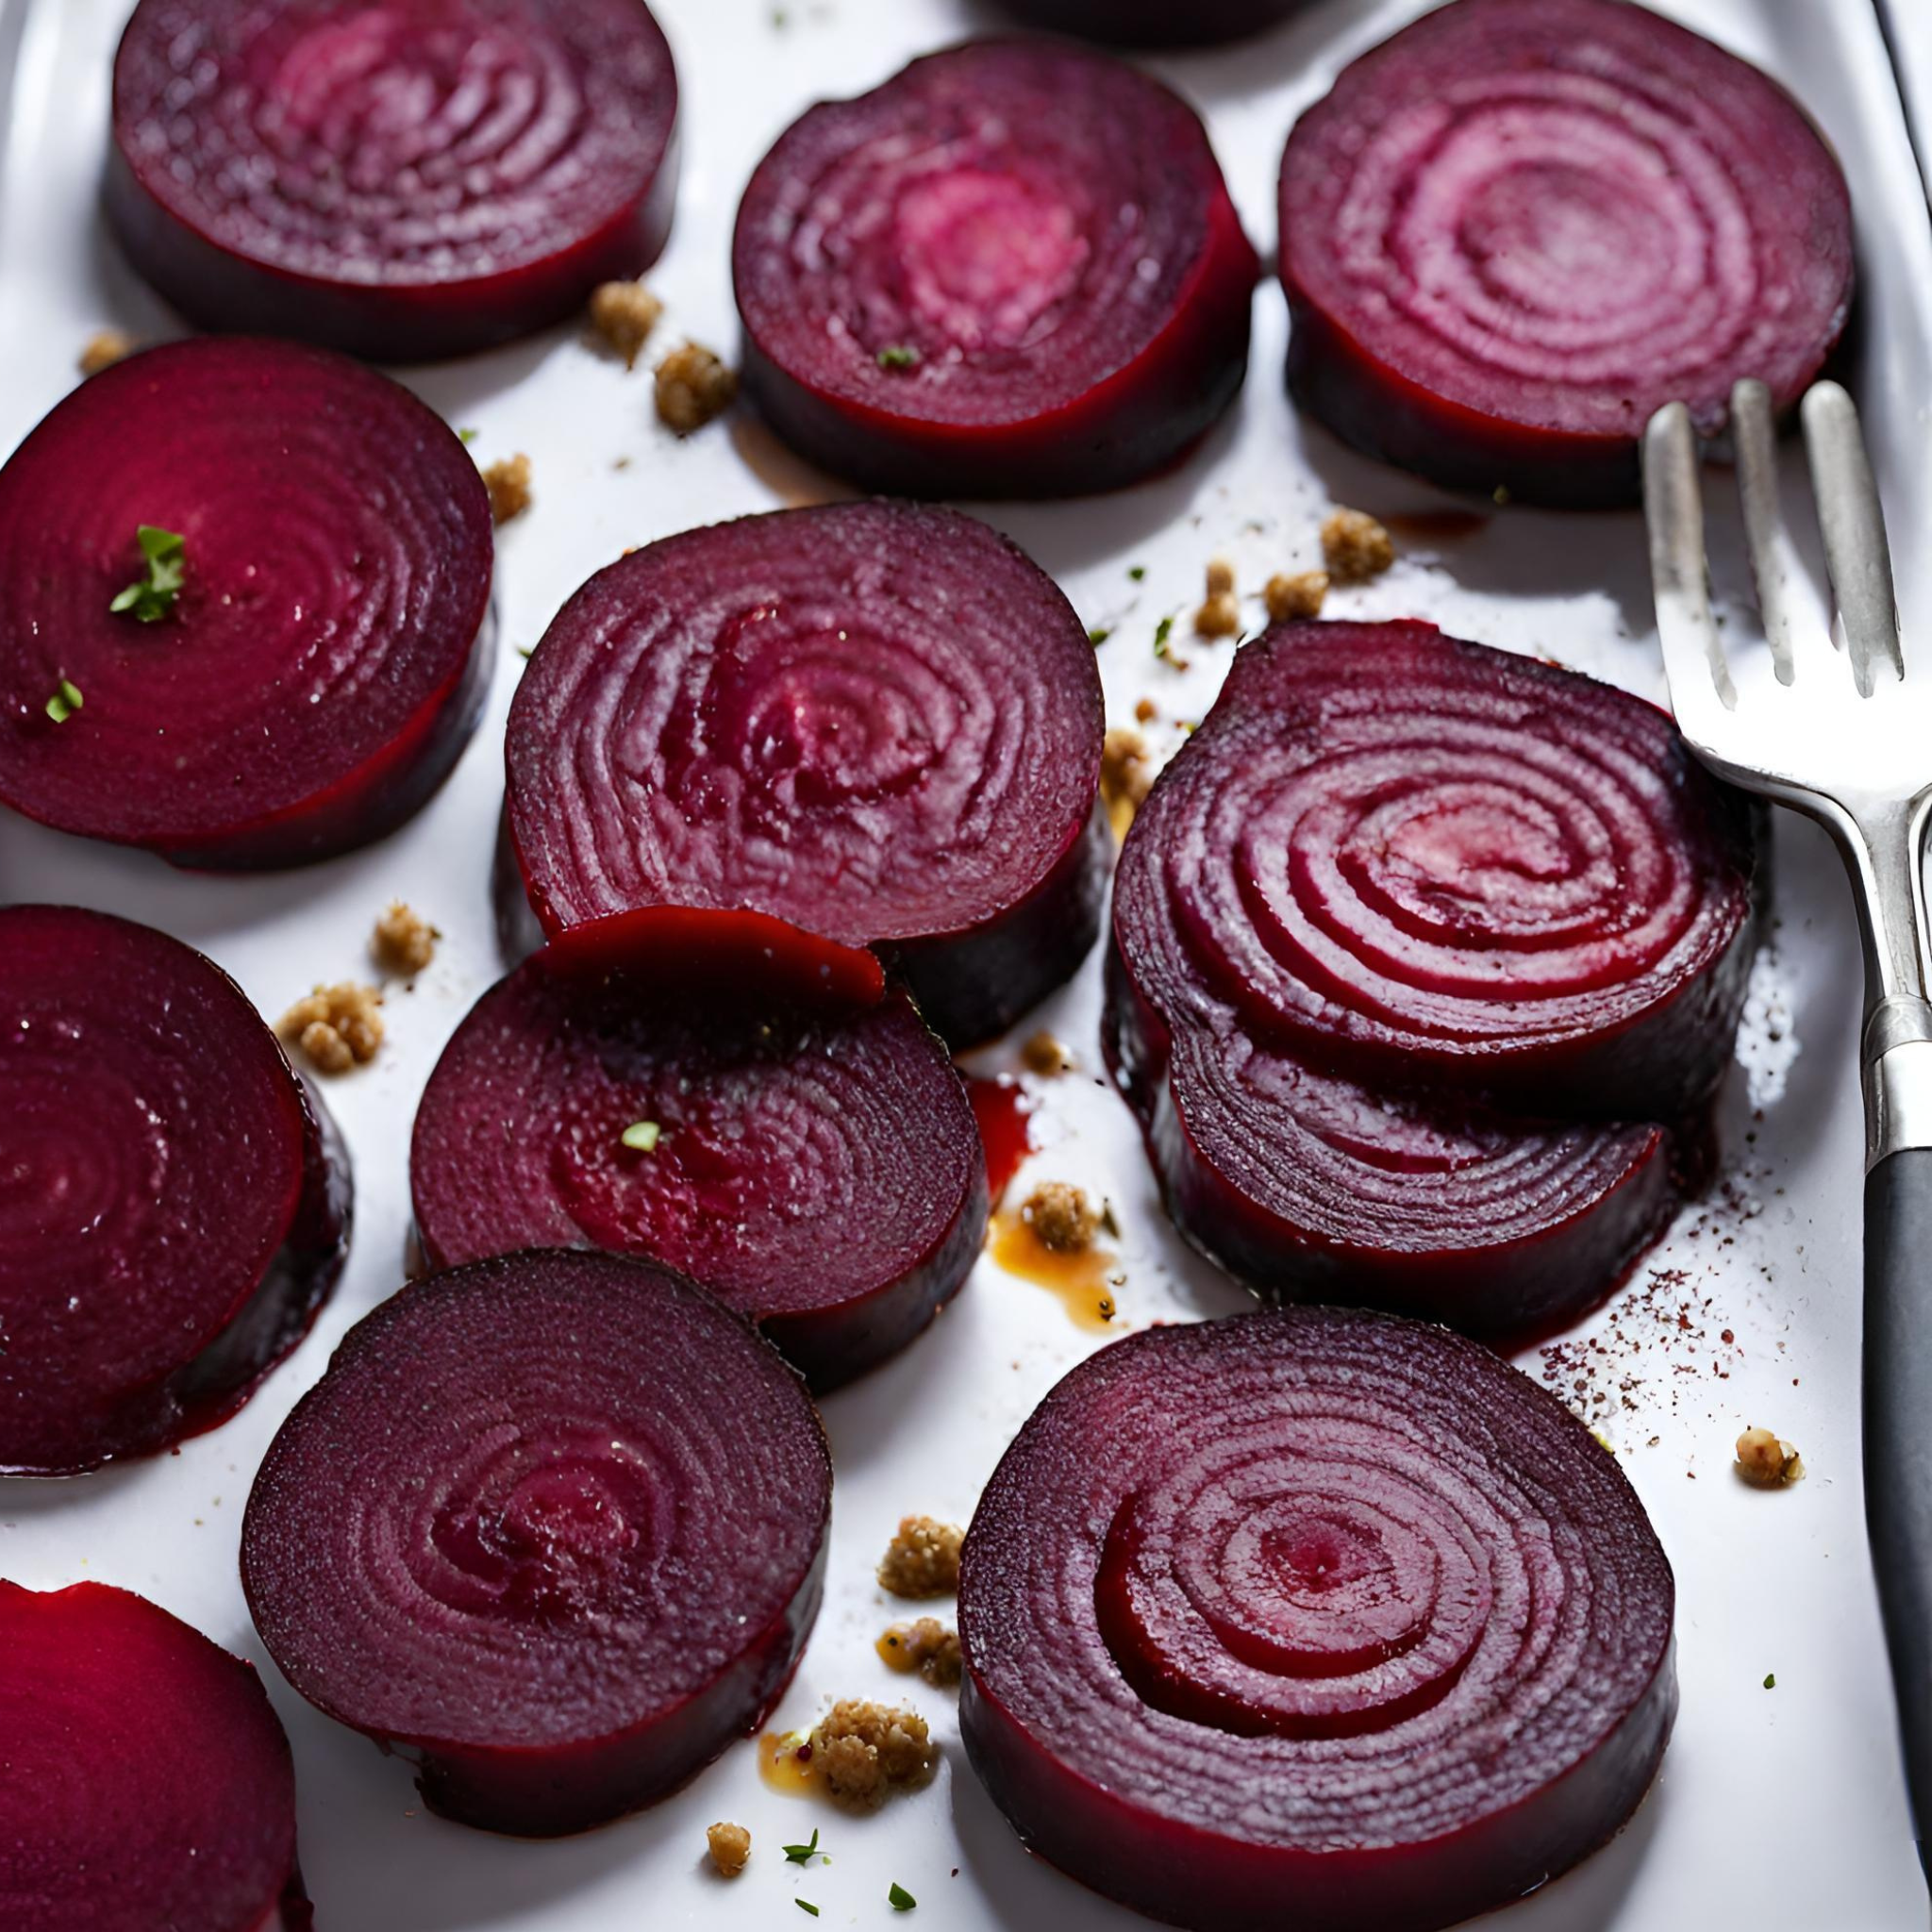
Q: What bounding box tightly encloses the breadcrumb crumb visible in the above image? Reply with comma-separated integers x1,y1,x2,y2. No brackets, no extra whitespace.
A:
1133,696,1158,724
877,1516,963,1598
371,901,438,977
483,454,533,525
590,280,664,370
656,342,738,435
882,1618,963,1687
78,328,139,376
279,983,384,1074
1101,725,1156,834
1204,556,1236,598
1193,591,1241,639
1735,1425,1804,1488
1321,508,1395,584
1265,570,1330,623
1020,1031,1076,1076
809,1700,937,1809
706,1821,750,1875
1021,1180,1100,1255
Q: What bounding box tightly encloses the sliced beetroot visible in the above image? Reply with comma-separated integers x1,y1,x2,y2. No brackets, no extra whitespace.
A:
0,339,493,870
410,955,987,1391
242,1248,831,1837
0,907,349,1477
504,502,1107,1044
994,0,1310,45
733,39,1258,497
108,0,678,361
959,1308,1676,1932
1279,0,1854,507
0,1581,307,1932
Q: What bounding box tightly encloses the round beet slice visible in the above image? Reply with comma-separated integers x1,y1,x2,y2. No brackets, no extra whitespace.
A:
410,954,988,1391
108,0,679,361
1110,620,1759,1120
958,1308,1677,1932
0,907,350,1477
0,340,493,870
0,1580,307,1932
504,503,1107,1045
733,39,1258,497
1279,0,1854,507
993,0,1309,44
242,1248,832,1837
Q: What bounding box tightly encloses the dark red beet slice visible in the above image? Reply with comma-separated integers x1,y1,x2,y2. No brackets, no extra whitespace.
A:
108,0,678,361
0,907,349,1477
410,955,987,1391
504,502,1107,1044
0,1581,308,1932
958,1308,1676,1932
733,40,1258,497
1279,0,1854,507
0,339,493,870
994,0,1310,45
242,1248,831,1837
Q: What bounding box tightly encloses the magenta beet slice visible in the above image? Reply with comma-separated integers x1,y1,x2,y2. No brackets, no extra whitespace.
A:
958,1308,1676,1932
1279,0,1854,507
733,39,1258,497
242,1248,831,1837
0,1581,308,1932
108,0,678,361
0,907,349,1477
410,955,988,1391
504,502,1107,1044
0,339,492,870
993,0,1310,45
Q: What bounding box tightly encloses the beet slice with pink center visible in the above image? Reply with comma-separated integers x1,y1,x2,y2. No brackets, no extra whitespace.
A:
410,955,987,1391
0,1581,308,1932
242,1248,831,1837
0,339,493,870
959,1308,1676,1932
108,0,679,361
0,907,349,1477
504,502,1107,1044
1279,0,1854,507
733,39,1258,497
993,0,1311,45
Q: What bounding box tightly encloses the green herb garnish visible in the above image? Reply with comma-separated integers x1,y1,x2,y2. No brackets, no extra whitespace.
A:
1153,614,1174,658
1763,1673,1776,1690
876,344,921,370
782,1829,820,1866
621,1121,662,1153
44,678,83,724
1127,564,1146,582
889,1882,917,1911
795,1904,820,1919
458,426,479,444
108,525,186,624
1088,625,1111,647
515,642,535,659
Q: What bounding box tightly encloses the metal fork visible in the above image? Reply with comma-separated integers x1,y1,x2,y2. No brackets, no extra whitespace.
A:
1645,379,1932,1878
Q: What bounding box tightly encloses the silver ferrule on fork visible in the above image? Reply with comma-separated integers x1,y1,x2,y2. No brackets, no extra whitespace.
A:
1858,791,1932,1169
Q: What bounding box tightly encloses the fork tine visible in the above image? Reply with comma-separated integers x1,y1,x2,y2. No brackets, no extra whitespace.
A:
1801,381,1905,696
1642,401,1736,714
1731,379,1797,686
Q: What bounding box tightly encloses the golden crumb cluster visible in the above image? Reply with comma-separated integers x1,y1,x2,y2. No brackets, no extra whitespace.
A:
1193,556,1241,639
882,1617,962,1688
1321,507,1396,584
1736,1425,1804,1488
1265,569,1330,623
482,453,533,525
279,983,384,1074
371,901,437,977
657,342,738,435
590,279,664,370
705,1821,750,1876
78,328,139,376
808,1700,937,1810
1101,725,1157,833
1021,1180,1101,1255
877,1515,963,1598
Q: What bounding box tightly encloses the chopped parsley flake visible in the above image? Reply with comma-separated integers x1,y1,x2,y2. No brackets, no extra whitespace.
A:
621,1121,662,1153
458,426,479,444
44,678,83,724
1088,625,1112,647
889,1882,917,1911
1153,614,1175,658
782,1830,820,1866
795,1904,820,1919
1763,1673,1776,1690
108,524,186,624
1128,564,1146,582
876,344,921,370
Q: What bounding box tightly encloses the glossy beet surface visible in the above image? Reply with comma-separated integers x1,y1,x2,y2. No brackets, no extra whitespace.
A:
959,1310,1677,1932
0,1580,307,1932
108,0,679,360
411,957,988,1391
504,503,1106,1043
0,907,349,1476
242,1249,831,1836
1279,0,1853,506
734,39,1258,496
993,0,1310,44
0,340,493,869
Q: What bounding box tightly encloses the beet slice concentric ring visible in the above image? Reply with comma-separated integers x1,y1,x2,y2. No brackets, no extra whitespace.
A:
242,1248,831,1837
0,1581,308,1932
0,907,349,1477
411,956,987,1391
733,39,1258,497
1279,0,1854,506
504,503,1107,1044
108,0,679,361
0,340,493,870
958,1309,1676,1932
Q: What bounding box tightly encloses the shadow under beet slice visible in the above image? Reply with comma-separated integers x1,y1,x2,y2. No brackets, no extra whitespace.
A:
504,502,1107,1045
410,954,988,1391
1279,0,1853,507
992,0,1310,44
242,1249,831,1838
0,1580,308,1932
108,0,678,361
733,38,1258,497
0,340,493,870
958,1309,1676,1932
0,907,349,1477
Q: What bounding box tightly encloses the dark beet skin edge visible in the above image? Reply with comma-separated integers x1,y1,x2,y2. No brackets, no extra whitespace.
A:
0,907,349,1478
994,0,1311,45
1279,0,1854,507
242,1249,831,1837
504,503,1107,1045
411,955,988,1391
734,40,1258,497
108,0,679,361
0,340,493,870
958,1309,1677,1932
0,1581,308,1932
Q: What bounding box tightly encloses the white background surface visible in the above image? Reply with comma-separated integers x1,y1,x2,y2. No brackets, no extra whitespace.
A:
3,0,1931,1926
